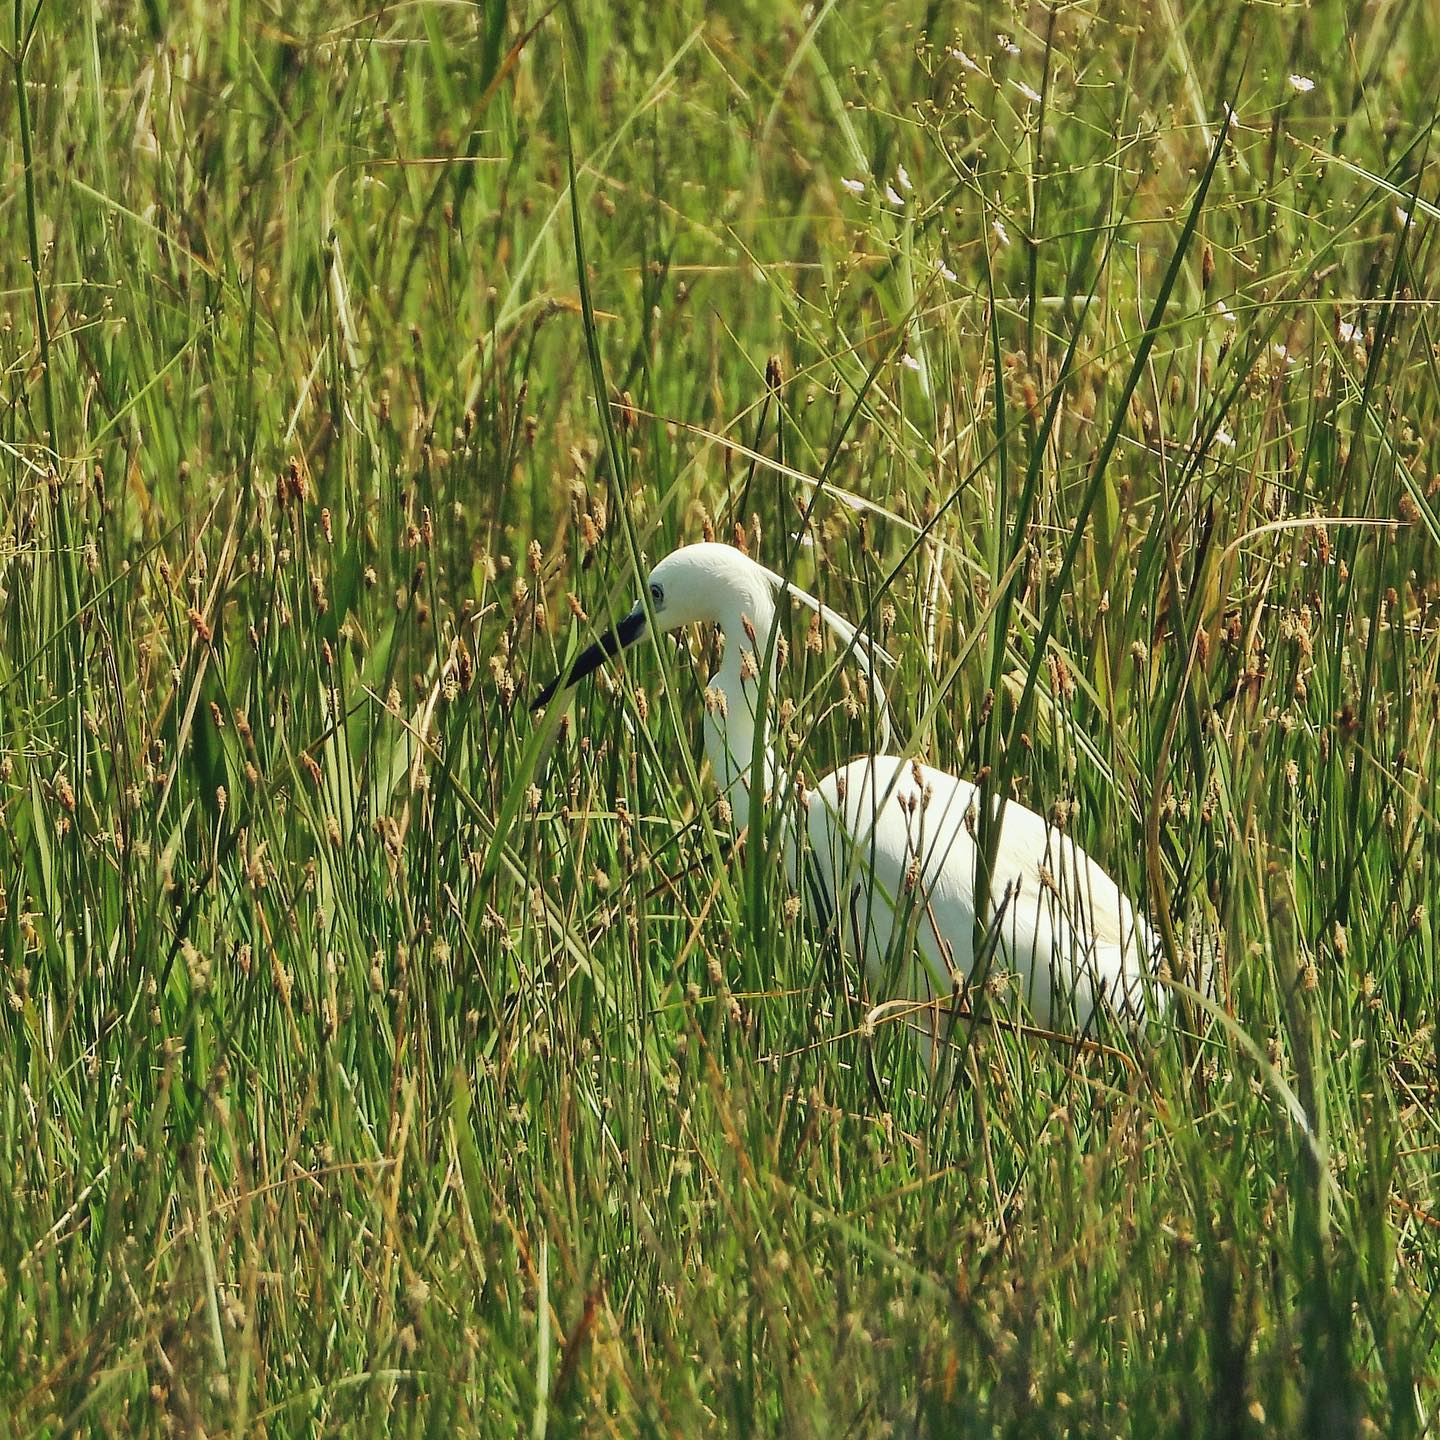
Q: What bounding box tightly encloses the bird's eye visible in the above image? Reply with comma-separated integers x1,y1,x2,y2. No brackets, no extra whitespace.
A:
649,582,665,607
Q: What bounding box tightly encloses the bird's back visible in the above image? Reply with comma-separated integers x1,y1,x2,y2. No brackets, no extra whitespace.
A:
801,755,1163,1030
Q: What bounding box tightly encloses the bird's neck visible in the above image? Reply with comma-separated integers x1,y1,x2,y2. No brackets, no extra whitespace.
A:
703,604,781,830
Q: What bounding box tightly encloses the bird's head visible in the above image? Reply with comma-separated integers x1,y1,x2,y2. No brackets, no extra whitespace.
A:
531,542,892,711
643,543,777,632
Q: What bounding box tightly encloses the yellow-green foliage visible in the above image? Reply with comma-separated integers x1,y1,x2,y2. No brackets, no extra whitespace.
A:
1,1,1436,1434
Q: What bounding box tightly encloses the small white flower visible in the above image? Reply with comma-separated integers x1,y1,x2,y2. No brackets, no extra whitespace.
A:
1215,300,1236,323
1013,80,1042,105
896,164,912,193
1395,204,1412,227
1287,74,1315,94
1338,319,1362,345
840,176,865,196
901,353,922,372
992,218,1010,247
1215,428,1236,449
997,33,1020,56
885,183,905,207
939,262,958,283
1272,343,1295,366
948,46,980,72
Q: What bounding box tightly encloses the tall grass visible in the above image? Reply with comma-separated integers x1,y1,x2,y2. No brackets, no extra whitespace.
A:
1,1,1437,1434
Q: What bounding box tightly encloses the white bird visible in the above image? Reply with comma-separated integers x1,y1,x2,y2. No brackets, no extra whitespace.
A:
534,543,1166,1039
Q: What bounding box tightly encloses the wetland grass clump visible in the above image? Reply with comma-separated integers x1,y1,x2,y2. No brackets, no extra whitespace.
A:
1,2,1436,1434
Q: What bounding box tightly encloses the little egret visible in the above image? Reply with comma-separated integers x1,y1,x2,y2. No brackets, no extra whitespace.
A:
534,543,1165,1036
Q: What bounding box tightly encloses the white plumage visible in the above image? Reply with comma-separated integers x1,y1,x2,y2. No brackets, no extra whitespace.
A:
536,542,1165,1037
806,755,1160,1031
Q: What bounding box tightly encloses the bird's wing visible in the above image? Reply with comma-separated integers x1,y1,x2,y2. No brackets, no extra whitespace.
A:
986,796,1157,960
803,756,1160,1023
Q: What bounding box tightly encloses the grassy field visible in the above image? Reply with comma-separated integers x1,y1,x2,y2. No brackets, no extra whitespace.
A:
2,0,1438,1433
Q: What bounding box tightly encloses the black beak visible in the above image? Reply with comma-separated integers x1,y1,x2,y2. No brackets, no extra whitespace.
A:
531,604,648,711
